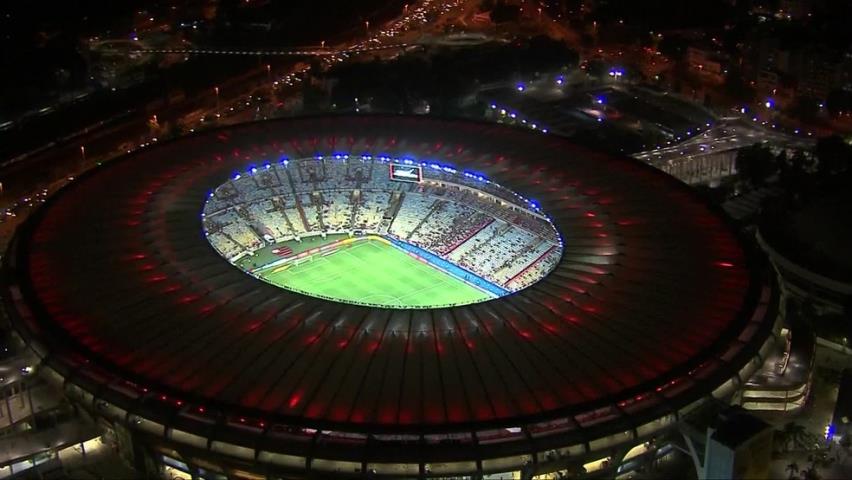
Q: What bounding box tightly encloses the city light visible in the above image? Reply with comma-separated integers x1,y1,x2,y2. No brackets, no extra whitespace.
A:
0,4,839,478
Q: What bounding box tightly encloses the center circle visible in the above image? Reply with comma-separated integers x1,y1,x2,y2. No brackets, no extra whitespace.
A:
202,154,563,308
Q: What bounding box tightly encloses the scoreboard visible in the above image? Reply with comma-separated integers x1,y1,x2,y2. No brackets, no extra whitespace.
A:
389,163,422,183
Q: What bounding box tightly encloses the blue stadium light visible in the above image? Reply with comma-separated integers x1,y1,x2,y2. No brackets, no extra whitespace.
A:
403,158,414,165
208,191,215,198
529,201,540,210
462,170,487,182
516,83,525,92
233,173,241,180
490,103,497,109
556,75,564,85
264,162,271,169
509,112,517,119
541,128,548,133
597,117,603,123
596,96,605,105
765,98,774,109
315,154,323,160
279,156,289,165
250,166,258,174
361,153,372,160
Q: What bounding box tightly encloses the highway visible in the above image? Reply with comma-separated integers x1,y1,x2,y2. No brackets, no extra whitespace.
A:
633,117,816,169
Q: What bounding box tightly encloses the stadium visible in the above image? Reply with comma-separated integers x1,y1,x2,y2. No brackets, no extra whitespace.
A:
2,115,780,479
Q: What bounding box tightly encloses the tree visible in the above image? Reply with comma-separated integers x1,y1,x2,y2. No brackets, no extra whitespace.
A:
479,0,495,12
791,96,820,121
826,88,852,116
815,135,852,178
735,143,777,187
657,35,688,59
520,36,580,73
840,435,852,465
490,1,520,23
801,465,820,480
786,462,800,479
776,422,813,452
723,65,756,104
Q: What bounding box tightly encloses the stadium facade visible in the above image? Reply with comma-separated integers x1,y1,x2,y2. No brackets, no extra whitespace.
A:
2,115,780,479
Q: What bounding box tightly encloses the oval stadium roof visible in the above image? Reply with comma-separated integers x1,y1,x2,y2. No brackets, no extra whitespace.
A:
4,115,775,467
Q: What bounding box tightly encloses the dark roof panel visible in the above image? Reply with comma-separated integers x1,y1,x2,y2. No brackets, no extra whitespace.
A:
10,115,770,440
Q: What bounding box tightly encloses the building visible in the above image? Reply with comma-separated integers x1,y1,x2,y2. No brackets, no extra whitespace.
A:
702,407,774,480
756,190,852,316
797,47,839,101
686,46,727,84
2,115,781,479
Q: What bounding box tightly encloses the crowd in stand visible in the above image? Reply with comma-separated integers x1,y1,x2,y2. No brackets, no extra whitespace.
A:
203,157,561,290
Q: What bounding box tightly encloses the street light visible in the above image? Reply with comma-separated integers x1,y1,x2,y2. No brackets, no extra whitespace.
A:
214,86,220,110
80,145,86,165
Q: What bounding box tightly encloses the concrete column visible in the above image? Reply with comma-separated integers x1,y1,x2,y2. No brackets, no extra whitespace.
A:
5,388,12,422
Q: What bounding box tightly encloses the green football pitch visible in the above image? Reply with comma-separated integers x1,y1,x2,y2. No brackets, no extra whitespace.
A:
254,237,491,308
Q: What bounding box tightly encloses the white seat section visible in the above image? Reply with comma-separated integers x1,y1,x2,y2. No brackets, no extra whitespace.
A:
203,157,561,290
